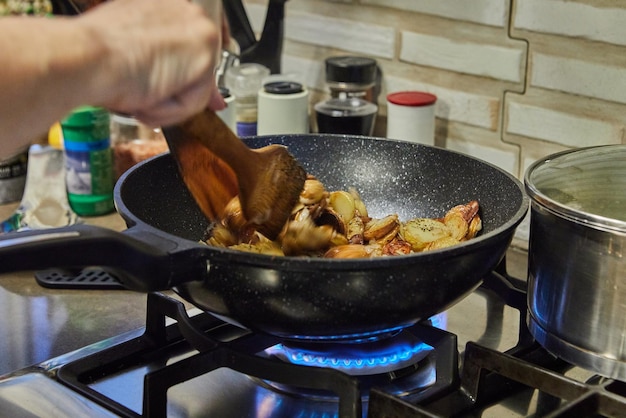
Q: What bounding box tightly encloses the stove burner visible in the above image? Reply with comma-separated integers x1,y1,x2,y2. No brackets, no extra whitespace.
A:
257,329,445,403
265,332,433,376
52,294,459,418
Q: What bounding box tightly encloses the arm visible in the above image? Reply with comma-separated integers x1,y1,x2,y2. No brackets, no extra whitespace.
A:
0,0,225,158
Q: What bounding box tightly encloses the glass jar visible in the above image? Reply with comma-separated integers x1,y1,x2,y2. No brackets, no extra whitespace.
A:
110,114,168,180
325,56,379,103
224,63,270,136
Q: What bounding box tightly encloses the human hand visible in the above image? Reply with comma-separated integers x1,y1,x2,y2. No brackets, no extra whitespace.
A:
79,0,226,127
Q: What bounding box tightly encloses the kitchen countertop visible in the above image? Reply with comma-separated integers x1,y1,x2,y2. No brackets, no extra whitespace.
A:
0,200,531,378
0,202,170,377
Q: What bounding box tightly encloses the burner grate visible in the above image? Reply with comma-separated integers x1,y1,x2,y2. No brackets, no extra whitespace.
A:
369,342,626,417
55,292,460,418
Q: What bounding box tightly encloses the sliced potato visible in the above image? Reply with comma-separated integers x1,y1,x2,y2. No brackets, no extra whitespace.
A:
230,241,284,256
324,244,382,259
346,215,365,244
364,214,399,242
221,196,246,234
400,218,451,251
316,207,347,236
329,190,356,222
383,238,412,256
466,216,483,240
424,236,460,251
348,187,368,218
300,178,326,205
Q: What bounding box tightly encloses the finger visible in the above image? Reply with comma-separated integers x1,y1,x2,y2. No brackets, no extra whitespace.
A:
134,79,224,127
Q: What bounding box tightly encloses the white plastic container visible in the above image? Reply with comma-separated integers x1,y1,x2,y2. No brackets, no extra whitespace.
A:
386,91,437,145
258,81,309,135
216,87,237,133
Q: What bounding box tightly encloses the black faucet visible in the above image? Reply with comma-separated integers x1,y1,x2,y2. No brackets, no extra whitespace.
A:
223,0,288,74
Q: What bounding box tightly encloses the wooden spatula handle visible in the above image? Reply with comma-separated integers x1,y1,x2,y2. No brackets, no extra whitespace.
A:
180,110,262,173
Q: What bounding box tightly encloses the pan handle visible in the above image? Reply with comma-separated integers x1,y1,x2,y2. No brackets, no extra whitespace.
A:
0,224,208,292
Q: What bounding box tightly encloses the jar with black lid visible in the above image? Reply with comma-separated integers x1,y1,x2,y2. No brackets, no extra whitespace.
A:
325,56,378,103
257,79,309,135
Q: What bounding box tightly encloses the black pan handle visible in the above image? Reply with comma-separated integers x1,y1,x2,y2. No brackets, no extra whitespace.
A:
0,224,208,292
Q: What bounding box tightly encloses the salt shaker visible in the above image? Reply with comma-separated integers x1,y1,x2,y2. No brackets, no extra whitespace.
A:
386,91,437,145
257,80,309,135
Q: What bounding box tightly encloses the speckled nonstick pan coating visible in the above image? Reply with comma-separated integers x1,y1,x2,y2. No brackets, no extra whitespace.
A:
0,135,527,340
114,134,528,340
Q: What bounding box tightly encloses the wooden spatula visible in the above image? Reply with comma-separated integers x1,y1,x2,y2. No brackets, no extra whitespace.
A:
162,109,307,240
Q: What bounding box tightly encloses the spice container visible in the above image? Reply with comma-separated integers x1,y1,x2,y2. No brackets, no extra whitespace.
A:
224,63,270,136
315,97,378,136
386,91,437,145
216,87,236,133
325,56,378,103
258,80,309,135
61,106,114,216
110,113,168,180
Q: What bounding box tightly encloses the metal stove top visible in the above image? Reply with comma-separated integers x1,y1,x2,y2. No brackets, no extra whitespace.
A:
1,257,625,417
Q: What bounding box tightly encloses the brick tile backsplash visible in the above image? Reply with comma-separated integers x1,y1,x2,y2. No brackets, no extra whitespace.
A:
506,100,623,147
286,10,395,59
399,32,525,83
513,0,626,47
362,0,509,28
240,0,626,246
531,53,626,105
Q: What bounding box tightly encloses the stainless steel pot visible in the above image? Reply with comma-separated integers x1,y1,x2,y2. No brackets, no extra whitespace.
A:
525,145,626,379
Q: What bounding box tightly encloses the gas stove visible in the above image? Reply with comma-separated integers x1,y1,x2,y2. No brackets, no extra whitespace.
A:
1,258,625,417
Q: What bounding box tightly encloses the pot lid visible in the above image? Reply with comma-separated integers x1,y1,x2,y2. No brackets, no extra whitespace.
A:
524,145,626,232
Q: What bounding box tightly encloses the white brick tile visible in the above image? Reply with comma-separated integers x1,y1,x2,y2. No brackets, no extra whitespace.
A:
362,0,508,27
514,0,626,47
282,55,326,91
400,32,525,82
444,137,518,175
284,11,395,59
385,75,499,130
243,4,394,58
506,101,623,147
531,53,626,105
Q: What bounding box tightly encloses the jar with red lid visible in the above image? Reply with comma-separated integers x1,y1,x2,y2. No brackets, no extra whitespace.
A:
386,91,437,145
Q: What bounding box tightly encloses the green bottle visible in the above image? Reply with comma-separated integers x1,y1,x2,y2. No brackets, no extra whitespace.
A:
61,106,114,216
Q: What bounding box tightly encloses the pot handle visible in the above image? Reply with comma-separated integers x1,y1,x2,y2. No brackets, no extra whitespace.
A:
0,224,207,292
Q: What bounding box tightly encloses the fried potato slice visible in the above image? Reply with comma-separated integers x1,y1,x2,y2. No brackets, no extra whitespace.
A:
400,218,451,252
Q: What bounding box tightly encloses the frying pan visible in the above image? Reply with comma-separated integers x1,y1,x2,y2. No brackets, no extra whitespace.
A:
0,135,527,341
